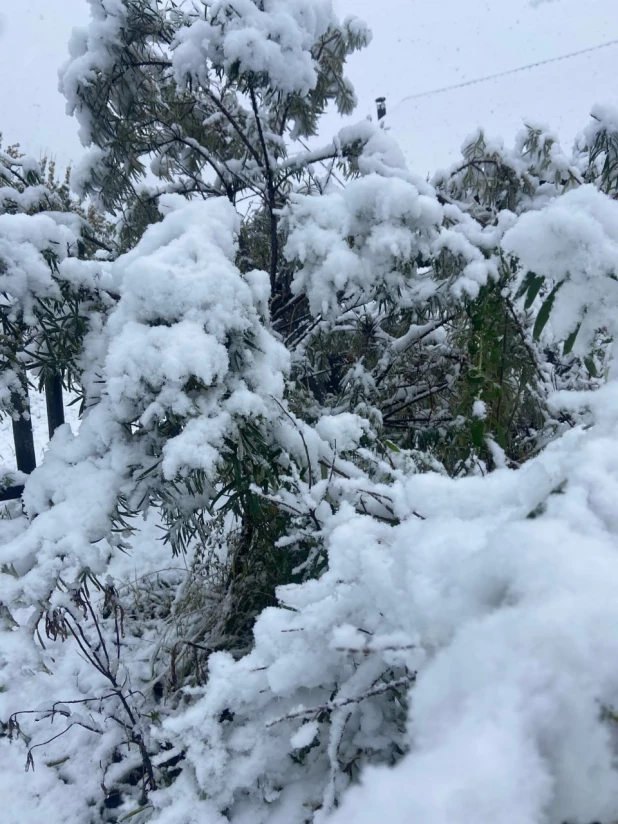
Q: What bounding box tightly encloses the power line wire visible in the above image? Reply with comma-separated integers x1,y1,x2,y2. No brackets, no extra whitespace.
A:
392,38,618,111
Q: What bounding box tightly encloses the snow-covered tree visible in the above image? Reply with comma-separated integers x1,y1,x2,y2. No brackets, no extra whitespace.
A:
59,0,369,253
2,2,618,822
0,140,114,488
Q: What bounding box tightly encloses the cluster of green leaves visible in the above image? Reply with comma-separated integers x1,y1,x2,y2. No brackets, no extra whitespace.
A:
53,2,372,645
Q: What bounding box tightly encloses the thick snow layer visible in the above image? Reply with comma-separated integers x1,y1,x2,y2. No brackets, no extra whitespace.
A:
327,393,618,824
503,185,618,347
172,0,341,97
0,194,290,608
140,382,618,824
286,170,441,317
59,0,128,146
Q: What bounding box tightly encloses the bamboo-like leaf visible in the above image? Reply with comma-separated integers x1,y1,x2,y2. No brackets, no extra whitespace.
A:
584,356,598,378
515,270,537,300
563,323,581,355
471,419,484,448
524,274,545,310
533,282,563,341
119,805,153,821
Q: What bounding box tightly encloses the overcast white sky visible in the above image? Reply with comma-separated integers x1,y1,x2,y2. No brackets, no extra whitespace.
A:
0,0,616,176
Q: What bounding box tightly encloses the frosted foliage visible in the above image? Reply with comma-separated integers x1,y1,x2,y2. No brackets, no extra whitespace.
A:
0,196,289,604
59,0,127,145
0,217,61,320
0,183,51,214
503,185,618,345
286,173,441,318
105,195,288,478
6,32,618,823
0,412,132,603
0,194,99,422
150,384,618,824
0,212,79,320
173,0,343,96
286,122,508,317
583,103,618,147
0,510,187,824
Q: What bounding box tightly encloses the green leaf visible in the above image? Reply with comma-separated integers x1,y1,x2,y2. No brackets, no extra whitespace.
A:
45,756,71,768
584,356,598,378
119,806,153,821
515,271,539,300
526,501,546,520
524,274,545,310
471,419,485,448
466,368,485,385
563,323,581,356
533,282,563,341
385,440,400,453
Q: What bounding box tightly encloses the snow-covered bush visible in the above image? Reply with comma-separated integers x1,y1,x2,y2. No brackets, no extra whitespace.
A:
146,380,618,824
326,387,618,824
3,1,618,822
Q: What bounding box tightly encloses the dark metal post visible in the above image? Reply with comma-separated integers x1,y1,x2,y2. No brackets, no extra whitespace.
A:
45,375,65,439
376,96,386,121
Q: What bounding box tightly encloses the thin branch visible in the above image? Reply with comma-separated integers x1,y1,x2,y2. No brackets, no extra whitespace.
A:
266,675,416,727
81,233,114,254
204,88,263,169
505,298,545,383
249,86,279,293
375,315,456,387
271,396,314,488
382,383,451,421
